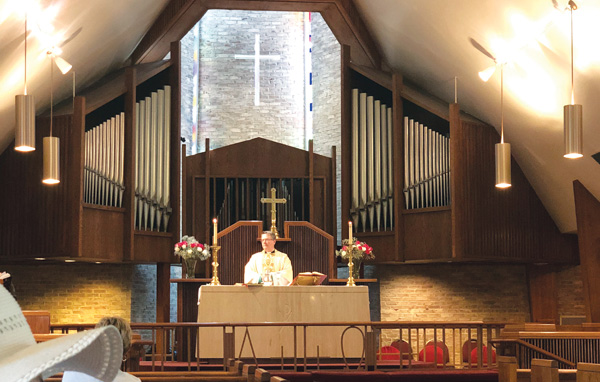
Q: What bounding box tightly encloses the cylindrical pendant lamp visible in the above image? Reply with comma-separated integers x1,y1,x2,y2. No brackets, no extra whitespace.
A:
15,94,35,151
495,142,511,188
564,104,583,159
42,136,60,184
564,2,582,159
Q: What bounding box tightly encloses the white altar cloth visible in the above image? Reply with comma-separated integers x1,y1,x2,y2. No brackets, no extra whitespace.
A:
196,285,370,359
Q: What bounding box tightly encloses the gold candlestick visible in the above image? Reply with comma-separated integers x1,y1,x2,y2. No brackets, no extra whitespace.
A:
210,244,221,286
347,221,356,287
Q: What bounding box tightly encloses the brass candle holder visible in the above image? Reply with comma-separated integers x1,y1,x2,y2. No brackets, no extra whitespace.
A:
210,244,221,286
347,238,356,287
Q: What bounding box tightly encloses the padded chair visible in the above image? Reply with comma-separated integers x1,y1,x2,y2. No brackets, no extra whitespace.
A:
462,339,478,363
390,339,414,359
425,340,450,363
377,345,400,360
470,346,497,365
418,346,445,364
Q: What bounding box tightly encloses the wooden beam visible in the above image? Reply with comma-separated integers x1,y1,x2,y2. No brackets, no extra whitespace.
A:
573,180,600,322
69,97,85,258
340,45,351,246
124,67,137,261
392,73,404,262
131,0,208,64
527,264,558,324
130,0,381,69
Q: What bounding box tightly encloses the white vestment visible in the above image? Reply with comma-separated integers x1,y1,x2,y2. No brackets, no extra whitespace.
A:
244,250,293,285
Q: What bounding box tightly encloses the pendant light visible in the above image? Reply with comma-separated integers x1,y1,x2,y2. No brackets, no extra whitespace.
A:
495,65,511,189
564,0,582,159
15,12,35,152
43,55,60,185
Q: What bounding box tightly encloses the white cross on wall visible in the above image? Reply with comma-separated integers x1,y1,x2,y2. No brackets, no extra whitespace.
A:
234,34,281,106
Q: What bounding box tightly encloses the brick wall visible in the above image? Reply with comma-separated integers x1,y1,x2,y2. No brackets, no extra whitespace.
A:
6,263,133,324
197,10,306,150
312,12,342,242
557,265,586,318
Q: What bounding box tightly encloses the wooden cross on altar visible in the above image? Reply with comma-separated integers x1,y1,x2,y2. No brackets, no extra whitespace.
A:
260,187,286,238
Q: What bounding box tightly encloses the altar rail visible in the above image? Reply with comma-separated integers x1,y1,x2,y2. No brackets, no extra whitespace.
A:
50,321,504,371
493,323,600,369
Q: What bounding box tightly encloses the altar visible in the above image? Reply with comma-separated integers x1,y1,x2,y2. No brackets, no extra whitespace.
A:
196,285,370,359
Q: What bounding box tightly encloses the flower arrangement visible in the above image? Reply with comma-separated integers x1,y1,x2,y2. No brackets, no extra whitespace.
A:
335,239,375,261
174,235,211,261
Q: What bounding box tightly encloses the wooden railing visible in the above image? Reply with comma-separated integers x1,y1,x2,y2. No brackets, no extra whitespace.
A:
50,321,505,371
494,324,600,369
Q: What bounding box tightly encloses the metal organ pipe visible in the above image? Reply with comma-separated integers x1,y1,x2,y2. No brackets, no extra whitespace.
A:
83,85,172,232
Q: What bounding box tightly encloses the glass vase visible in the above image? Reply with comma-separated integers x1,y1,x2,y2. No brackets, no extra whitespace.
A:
183,258,197,279
351,259,362,280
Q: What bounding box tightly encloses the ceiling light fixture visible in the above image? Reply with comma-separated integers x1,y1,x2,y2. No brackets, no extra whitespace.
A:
42,54,60,185
15,12,35,152
564,0,582,159
496,65,511,189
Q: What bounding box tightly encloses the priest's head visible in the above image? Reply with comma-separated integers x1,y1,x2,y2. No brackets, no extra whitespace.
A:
261,231,276,252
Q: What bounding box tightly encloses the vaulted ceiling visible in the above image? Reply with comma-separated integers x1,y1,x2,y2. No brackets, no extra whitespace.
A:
0,0,597,233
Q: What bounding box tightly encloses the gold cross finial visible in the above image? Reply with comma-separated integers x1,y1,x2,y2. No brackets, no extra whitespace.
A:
260,187,286,238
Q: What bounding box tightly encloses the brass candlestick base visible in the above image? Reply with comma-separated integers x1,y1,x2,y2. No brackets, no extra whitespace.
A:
210,244,221,286
346,259,356,287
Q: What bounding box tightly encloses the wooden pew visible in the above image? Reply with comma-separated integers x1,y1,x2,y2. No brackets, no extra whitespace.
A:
577,363,600,382
498,356,518,382
531,359,558,382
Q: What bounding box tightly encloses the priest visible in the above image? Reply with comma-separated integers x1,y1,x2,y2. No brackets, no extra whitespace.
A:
244,231,293,285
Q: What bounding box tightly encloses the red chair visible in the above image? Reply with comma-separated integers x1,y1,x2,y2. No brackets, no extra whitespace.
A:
462,339,478,363
426,340,450,363
390,339,414,359
418,346,445,364
377,345,400,360
470,346,497,364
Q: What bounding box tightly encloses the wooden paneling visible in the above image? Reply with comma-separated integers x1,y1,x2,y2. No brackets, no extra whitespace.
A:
81,207,125,261
450,107,577,263
354,232,394,263
133,231,174,263
131,0,381,69
0,115,76,259
573,180,600,322
527,264,558,324
403,209,452,261
213,221,333,285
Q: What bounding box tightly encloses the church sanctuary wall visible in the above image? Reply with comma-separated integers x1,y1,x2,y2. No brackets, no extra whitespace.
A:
5,263,134,323
312,12,342,243
197,10,306,150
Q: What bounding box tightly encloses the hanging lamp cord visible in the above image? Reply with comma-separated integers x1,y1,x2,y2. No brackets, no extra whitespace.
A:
500,65,504,144
50,56,53,137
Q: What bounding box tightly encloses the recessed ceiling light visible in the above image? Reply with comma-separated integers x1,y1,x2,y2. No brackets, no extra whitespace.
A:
64,259,76,263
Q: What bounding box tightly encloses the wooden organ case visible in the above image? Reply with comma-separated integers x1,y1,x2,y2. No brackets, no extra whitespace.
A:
0,42,182,263
341,48,577,265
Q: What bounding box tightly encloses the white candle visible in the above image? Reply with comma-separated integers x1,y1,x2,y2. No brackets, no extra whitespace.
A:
213,218,218,245
348,221,353,242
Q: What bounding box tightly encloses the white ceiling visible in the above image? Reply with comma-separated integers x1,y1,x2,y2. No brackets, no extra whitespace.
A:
0,0,597,233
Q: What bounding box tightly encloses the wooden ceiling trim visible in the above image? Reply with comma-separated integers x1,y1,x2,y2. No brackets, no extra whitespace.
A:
131,0,208,65
130,0,381,69
332,0,381,68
